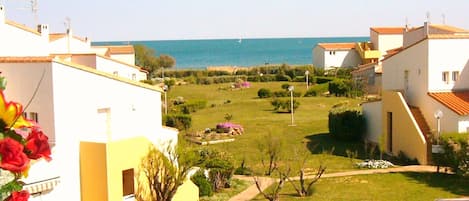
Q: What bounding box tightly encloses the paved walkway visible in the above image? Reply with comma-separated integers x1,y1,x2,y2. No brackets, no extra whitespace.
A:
228,165,443,201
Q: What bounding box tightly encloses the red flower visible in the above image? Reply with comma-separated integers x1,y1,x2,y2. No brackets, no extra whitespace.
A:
0,137,29,173
25,127,51,161
6,190,30,201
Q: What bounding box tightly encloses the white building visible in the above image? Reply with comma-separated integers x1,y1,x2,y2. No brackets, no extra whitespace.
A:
369,27,405,58
0,5,196,201
363,22,469,164
312,43,361,69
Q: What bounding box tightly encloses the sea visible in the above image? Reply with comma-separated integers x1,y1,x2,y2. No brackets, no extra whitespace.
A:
94,37,369,69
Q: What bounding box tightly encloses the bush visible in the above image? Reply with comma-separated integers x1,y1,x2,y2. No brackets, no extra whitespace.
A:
281,83,291,90
273,90,288,97
275,74,292,81
433,134,469,176
163,114,192,130
257,88,272,98
329,79,351,97
304,89,318,97
315,76,334,84
180,99,207,114
191,170,213,197
271,98,300,112
328,107,365,141
205,158,235,191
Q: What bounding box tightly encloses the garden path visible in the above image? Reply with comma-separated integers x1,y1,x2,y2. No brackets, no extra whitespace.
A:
228,165,444,201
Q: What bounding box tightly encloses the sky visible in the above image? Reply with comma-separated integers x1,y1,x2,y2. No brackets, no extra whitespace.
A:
1,0,469,41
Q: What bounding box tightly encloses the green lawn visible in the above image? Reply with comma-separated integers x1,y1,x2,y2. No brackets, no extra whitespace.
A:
169,82,365,173
253,172,469,201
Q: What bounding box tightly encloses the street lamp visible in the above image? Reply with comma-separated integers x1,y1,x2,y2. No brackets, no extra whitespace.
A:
288,85,295,126
434,110,443,144
163,85,168,115
305,70,310,90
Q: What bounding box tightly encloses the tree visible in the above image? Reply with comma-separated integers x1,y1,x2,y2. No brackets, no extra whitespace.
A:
257,133,282,176
158,54,176,79
135,144,195,201
134,44,159,80
254,173,288,201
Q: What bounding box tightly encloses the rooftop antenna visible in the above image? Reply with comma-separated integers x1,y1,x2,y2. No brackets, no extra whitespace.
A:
17,0,39,25
426,11,431,23
64,17,71,32
405,16,409,31
442,14,446,24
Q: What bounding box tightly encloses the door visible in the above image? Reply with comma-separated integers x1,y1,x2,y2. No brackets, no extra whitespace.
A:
387,112,393,153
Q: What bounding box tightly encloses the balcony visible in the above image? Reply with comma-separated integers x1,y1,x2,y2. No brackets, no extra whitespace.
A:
356,42,381,64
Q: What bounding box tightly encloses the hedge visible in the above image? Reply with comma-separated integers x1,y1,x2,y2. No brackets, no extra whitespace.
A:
163,114,192,130
328,107,365,141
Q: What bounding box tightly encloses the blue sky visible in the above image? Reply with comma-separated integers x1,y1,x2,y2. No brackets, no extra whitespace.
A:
2,0,468,41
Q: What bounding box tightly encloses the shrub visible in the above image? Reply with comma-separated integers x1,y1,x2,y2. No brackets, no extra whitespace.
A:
328,107,365,141
205,158,235,191
163,114,192,130
273,90,288,97
271,98,300,112
257,88,272,98
304,89,318,97
180,99,207,114
328,79,351,97
191,170,213,197
315,76,334,84
281,83,291,90
433,134,469,176
275,74,292,81
216,122,244,134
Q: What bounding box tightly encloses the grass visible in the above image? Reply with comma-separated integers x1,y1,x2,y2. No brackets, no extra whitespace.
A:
169,82,365,173
253,172,469,201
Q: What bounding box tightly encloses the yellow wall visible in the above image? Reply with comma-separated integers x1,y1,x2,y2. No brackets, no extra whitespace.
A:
80,137,199,201
172,179,200,201
382,91,428,164
79,142,109,201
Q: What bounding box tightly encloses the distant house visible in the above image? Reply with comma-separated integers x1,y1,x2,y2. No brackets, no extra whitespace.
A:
363,22,469,164
312,43,361,69
0,5,197,201
369,27,405,57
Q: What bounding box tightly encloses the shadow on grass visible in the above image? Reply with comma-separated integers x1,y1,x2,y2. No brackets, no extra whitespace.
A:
402,172,469,196
305,133,376,160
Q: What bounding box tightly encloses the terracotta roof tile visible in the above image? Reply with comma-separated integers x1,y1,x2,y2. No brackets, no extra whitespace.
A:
430,24,469,34
5,20,41,36
49,33,88,43
93,45,135,54
0,57,53,63
428,91,469,115
371,27,405,34
317,43,356,50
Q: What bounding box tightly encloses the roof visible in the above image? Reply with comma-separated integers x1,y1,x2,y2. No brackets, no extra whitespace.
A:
430,24,469,34
49,33,88,43
317,43,356,50
0,57,160,92
428,91,469,115
370,27,405,34
5,20,41,36
92,45,135,55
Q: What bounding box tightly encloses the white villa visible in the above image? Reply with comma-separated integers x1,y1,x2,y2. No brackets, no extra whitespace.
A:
363,22,469,164
0,5,197,201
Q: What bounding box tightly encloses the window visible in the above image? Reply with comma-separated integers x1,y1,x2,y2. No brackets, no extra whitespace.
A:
131,73,136,81
29,112,39,123
442,71,449,84
452,71,459,82
122,169,135,197
113,71,119,76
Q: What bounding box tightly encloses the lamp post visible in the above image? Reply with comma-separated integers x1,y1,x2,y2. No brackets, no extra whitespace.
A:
305,70,310,90
163,85,168,115
288,85,295,126
434,110,443,144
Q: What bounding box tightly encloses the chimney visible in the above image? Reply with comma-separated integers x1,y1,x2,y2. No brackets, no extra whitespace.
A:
37,24,49,37
0,5,5,24
424,21,430,37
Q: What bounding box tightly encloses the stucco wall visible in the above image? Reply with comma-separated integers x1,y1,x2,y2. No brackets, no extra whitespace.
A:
80,142,108,201
403,28,425,48
49,36,91,54
0,18,49,56
312,46,325,68
382,91,428,164
362,101,382,143
0,63,56,143
377,34,403,56
427,39,469,92
110,54,136,66
324,49,360,69
95,56,146,81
